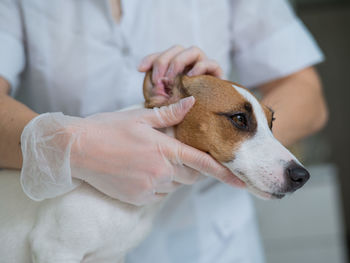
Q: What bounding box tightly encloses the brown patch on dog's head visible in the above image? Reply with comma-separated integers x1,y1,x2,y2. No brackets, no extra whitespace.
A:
143,71,258,163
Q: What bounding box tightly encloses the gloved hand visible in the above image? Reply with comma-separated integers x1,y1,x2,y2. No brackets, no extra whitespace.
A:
138,45,223,89
21,97,244,205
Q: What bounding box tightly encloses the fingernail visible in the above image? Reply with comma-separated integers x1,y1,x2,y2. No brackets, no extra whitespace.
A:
179,96,195,109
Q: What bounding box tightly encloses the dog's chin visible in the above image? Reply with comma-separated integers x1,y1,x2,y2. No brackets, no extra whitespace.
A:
247,184,286,200
235,174,286,200
226,166,286,200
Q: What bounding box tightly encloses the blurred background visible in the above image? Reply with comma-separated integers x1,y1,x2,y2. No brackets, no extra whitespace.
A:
253,0,350,262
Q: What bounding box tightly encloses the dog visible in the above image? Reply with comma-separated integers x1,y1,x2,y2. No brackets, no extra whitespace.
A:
0,72,309,263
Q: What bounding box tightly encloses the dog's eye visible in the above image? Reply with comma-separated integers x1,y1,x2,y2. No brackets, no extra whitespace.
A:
231,113,248,130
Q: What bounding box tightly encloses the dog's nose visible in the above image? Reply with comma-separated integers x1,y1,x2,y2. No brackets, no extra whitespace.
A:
285,163,310,191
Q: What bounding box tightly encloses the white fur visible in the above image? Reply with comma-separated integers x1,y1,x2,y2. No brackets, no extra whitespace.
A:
0,170,159,263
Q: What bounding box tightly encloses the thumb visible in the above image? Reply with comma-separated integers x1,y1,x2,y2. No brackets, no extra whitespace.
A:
146,96,195,128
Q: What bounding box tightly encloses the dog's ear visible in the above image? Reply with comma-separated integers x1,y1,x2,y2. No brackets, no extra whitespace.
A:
143,70,188,108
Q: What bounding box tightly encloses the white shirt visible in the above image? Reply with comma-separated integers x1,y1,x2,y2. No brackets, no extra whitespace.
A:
0,0,323,262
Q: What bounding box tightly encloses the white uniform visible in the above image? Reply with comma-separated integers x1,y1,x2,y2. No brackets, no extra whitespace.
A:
0,0,323,262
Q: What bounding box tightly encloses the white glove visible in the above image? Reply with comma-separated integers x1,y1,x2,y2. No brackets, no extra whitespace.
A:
21,97,243,205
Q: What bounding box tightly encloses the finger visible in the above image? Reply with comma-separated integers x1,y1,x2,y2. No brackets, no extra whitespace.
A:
165,46,206,80
175,143,246,188
215,171,246,188
154,181,182,194
142,96,195,128
132,193,167,206
187,59,223,78
151,45,185,87
138,53,160,72
172,165,203,185
148,192,168,204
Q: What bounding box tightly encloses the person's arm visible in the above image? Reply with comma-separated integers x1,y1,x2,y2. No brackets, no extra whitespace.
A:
259,67,328,146
0,77,38,169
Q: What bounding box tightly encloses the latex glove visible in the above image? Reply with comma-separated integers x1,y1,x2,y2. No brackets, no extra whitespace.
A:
21,97,244,204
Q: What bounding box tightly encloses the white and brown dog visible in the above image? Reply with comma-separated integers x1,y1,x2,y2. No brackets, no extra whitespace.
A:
0,72,309,263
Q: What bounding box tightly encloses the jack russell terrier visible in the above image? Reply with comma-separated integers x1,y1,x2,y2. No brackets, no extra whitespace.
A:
0,72,309,263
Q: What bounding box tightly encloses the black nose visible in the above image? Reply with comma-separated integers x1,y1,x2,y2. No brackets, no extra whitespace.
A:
285,162,310,191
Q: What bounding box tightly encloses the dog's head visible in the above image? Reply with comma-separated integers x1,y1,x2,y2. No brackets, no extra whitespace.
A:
143,71,309,199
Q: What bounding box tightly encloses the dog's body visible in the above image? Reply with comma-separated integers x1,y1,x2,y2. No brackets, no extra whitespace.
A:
0,169,158,263
0,73,309,263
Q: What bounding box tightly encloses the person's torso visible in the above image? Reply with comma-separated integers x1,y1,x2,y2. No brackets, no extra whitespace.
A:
16,0,233,117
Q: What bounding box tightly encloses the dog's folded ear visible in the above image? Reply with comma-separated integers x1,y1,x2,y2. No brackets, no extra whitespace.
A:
143,70,189,109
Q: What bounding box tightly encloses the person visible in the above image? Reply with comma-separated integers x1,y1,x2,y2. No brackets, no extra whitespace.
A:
0,0,328,262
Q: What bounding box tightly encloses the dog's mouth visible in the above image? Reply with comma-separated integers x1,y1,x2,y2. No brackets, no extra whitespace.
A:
233,172,286,200
247,181,286,200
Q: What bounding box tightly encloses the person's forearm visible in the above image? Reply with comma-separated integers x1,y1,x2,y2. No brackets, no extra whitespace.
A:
259,67,328,147
0,78,38,169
